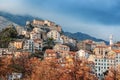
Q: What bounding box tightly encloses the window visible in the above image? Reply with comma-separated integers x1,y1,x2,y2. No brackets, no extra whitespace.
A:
116,56,118,58
104,67,106,69
104,59,106,62
95,59,97,61
116,60,118,62
99,59,100,62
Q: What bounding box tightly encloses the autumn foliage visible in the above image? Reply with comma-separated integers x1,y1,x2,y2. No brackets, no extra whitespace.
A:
0,54,97,80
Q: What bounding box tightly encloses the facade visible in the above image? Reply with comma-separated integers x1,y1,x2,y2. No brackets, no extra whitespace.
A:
0,48,13,57
68,38,77,46
53,44,70,58
8,73,22,80
32,19,62,32
53,44,70,52
61,35,69,44
44,20,55,27
94,41,106,47
94,49,120,79
15,26,25,35
30,27,47,40
77,40,92,51
47,30,60,41
76,49,89,59
95,57,114,79
56,25,62,33
44,49,56,60
22,30,30,38
13,40,23,49
23,39,34,53
93,46,108,57
32,19,44,26
32,19,55,27
30,31,41,40
34,39,43,51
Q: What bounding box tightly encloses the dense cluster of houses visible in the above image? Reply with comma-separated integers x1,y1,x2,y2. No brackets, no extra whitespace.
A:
1,19,120,79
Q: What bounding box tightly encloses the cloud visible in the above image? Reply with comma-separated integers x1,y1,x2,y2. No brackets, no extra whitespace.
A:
0,0,120,41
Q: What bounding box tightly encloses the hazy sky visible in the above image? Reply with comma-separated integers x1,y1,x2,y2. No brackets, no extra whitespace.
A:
0,0,120,41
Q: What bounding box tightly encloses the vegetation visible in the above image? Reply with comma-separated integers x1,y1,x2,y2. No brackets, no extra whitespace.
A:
104,65,120,80
43,38,55,51
0,54,97,80
0,24,18,48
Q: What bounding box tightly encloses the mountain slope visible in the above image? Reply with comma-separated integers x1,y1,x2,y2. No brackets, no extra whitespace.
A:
64,32,109,44
0,11,108,44
0,11,42,26
0,16,19,30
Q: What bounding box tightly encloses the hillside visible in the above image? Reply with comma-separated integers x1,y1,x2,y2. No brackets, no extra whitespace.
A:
0,11,108,44
0,16,19,30
0,11,42,26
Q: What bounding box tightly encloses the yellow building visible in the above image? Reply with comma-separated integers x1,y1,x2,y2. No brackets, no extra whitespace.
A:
93,46,108,57
14,40,23,49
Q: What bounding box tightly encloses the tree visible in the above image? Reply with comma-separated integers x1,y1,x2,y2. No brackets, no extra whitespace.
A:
0,24,18,48
43,38,55,51
0,57,12,79
0,53,98,80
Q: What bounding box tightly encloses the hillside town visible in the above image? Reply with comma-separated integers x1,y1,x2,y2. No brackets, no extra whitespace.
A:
0,19,120,80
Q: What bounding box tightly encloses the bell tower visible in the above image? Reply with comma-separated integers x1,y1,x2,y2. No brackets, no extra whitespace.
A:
109,35,113,45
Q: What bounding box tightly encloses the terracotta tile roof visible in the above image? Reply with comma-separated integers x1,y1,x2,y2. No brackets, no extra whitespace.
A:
96,46,107,48
69,51,76,56
112,49,120,53
45,49,56,54
34,39,42,43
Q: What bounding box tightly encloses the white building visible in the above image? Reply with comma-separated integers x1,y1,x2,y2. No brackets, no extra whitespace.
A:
34,39,43,51
76,49,89,59
47,30,60,41
8,73,22,80
23,39,34,53
95,58,114,79
15,26,25,35
0,48,13,57
30,31,41,40
94,49,120,79
30,27,47,40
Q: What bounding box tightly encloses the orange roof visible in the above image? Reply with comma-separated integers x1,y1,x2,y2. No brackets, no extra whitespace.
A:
34,39,42,43
96,46,107,48
45,49,56,54
69,51,76,56
112,50,120,53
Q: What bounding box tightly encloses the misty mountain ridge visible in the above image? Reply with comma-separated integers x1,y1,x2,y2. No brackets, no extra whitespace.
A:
0,16,19,30
0,11,42,26
64,32,109,44
0,11,108,44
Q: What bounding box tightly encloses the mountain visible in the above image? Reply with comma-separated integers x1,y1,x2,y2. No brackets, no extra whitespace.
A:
0,11,42,26
64,32,109,44
0,11,108,44
0,16,19,30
